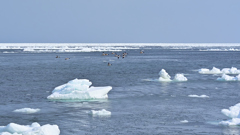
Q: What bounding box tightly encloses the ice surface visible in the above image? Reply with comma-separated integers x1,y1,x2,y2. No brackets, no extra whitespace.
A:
88,109,111,116
199,67,240,74
173,74,188,81
188,95,209,98
0,122,60,135
13,108,40,114
158,69,187,82
217,74,240,81
47,79,112,100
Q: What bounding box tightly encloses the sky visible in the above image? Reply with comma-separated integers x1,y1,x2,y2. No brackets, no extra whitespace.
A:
0,0,240,43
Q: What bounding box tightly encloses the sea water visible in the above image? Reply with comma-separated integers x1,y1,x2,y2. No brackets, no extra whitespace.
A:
0,46,240,134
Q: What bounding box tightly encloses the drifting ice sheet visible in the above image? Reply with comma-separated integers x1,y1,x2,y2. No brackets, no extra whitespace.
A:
47,79,112,100
13,108,40,114
199,67,240,74
0,122,60,135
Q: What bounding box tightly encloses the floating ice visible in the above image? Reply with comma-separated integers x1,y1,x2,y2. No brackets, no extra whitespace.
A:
88,109,111,116
158,69,171,81
222,67,240,74
47,79,112,100
188,95,209,98
217,74,240,81
13,108,40,114
221,103,240,118
199,67,240,74
219,118,240,126
173,74,188,81
158,69,187,82
180,120,189,123
198,67,222,74
219,103,240,126
0,122,60,135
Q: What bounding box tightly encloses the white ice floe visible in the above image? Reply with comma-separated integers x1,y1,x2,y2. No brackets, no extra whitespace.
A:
158,69,187,82
219,103,240,126
47,79,112,100
217,74,240,81
198,67,222,74
0,122,60,135
180,120,189,123
221,103,240,118
219,118,240,126
88,109,111,116
199,67,240,74
158,69,172,82
173,74,188,81
188,95,209,98
13,108,40,114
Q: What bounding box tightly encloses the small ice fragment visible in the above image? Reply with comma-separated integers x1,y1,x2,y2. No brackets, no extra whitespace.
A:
13,108,40,114
88,109,111,116
180,120,189,123
188,95,209,98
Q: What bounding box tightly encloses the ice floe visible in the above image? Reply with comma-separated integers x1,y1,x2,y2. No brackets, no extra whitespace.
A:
158,69,187,82
188,95,209,98
47,79,112,100
220,103,240,126
13,108,40,114
158,69,171,82
217,74,240,81
173,74,188,81
88,109,111,116
199,67,240,74
180,120,189,123
0,122,60,135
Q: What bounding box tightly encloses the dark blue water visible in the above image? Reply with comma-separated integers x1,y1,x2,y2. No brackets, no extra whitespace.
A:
0,48,240,134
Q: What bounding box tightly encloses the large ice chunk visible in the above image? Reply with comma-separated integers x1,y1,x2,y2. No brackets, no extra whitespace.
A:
173,74,188,81
217,74,240,81
47,79,112,100
0,122,60,135
13,108,40,114
219,103,240,126
221,103,240,118
158,69,171,81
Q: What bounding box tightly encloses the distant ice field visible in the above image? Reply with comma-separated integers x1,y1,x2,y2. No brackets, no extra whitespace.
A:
1,43,240,53
1,46,240,134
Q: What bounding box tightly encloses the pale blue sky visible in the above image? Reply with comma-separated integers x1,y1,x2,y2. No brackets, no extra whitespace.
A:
0,0,239,43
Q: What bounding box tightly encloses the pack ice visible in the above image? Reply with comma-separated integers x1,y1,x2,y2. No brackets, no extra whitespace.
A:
0,122,60,135
47,79,112,100
159,69,187,82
